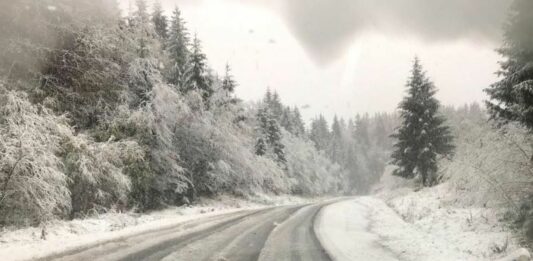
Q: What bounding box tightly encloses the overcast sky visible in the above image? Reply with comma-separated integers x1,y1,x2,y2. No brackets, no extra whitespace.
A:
119,0,512,122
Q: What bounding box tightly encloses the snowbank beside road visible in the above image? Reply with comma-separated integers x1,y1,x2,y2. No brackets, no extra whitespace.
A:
315,198,397,261
376,183,519,260
317,197,526,261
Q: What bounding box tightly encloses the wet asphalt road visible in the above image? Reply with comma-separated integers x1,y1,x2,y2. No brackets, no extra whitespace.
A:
42,202,337,261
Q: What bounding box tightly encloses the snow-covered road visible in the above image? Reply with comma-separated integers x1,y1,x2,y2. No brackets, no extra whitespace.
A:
34,197,406,261
6,196,526,261
38,202,336,261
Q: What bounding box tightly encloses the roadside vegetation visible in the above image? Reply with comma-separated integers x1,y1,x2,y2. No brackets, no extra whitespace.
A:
0,0,392,227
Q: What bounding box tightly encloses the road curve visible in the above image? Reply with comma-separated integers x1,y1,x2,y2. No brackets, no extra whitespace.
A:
41,201,337,261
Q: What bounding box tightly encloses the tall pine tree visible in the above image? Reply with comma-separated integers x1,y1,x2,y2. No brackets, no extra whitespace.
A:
485,0,533,130
310,115,330,151
127,0,161,107
291,107,306,137
354,114,370,149
222,63,237,93
152,1,168,40
218,63,238,106
391,58,454,187
267,114,287,166
329,116,344,163
188,34,213,104
166,7,190,89
255,106,286,166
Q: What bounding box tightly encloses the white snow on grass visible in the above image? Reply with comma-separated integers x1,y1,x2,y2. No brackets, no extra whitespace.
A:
0,195,310,261
318,196,527,261
376,184,521,261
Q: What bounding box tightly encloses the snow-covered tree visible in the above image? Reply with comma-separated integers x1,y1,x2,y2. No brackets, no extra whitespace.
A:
329,116,344,163
255,137,267,156
310,115,330,151
126,0,163,107
391,58,454,187
268,91,284,121
280,107,294,134
216,63,238,106
0,86,71,225
485,0,533,130
100,84,190,209
0,0,128,129
279,106,306,137
188,35,213,105
282,131,348,195
268,114,287,166
222,63,237,93
130,0,157,58
255,106,286,166
291,107,307,137
166,6,190,89
354,114,371,149
152,1,168,41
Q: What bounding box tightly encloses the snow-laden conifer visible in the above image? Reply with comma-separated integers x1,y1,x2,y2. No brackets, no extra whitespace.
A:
485,0,533,130
166,6,190,89
391,58,454,187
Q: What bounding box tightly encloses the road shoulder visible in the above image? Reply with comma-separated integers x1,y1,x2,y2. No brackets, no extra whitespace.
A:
315,198,398,261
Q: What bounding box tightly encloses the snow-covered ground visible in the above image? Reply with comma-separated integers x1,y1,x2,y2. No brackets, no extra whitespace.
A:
317,165,531,261
0,195,310,261
315,198,398,260
318,197,530,261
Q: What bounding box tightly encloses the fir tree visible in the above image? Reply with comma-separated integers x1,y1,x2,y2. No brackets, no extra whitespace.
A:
310,115,330,151
222,63,237,93
255,106,286,166
130,0,154,58
166,7,190,89
264,88,273,105
280,107,293,133
329,116,344,163
217,63,238,106
292,107,306,137
268,116,287,165
188,34,213,103
354,114,370,149
255,107,270,157
374,115,388,148
255,137,267,156
127,0,161,106
152,1,168,40
391,58,454,187
485,0,533,130
262,89,283,121
270,91,284,121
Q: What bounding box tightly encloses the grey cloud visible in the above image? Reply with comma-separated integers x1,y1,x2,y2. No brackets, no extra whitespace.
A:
161,0,513,65
277,0,512,65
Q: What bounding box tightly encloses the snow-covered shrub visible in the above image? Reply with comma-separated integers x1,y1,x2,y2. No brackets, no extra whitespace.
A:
96,84,189,209
210,111,289,195
438,107,533,209
0,85,71,226
30,16,129,130
282,132,348,195
60,136,141,217
127,57,161,106
174,100,289,198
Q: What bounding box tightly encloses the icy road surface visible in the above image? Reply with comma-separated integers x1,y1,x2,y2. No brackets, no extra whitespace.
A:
40,201,342,261
20,196,522,261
